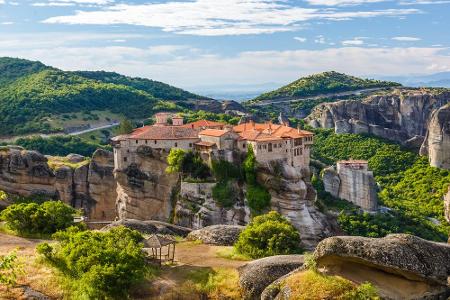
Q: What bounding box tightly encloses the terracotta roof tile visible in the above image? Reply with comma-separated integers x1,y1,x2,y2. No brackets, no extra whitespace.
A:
199,129,229,137
127,126,199,140
182,120,225,129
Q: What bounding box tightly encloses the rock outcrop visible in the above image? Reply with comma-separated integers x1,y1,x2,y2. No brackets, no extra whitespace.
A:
314,234,450,299
322,161,378,211
187,224,244,245
260,163,337,250
238,255,304,300
0,147,117,221
175,181,250,229
115,148,179,221
420,104,450,170
101,219,191,237
306,89,450,145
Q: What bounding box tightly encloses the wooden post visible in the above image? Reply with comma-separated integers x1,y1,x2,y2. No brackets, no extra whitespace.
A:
172,242,175,263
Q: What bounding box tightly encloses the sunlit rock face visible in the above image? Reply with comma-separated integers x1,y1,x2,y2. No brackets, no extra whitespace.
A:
307,89,450,146
420,104,450,170
0,147,117,221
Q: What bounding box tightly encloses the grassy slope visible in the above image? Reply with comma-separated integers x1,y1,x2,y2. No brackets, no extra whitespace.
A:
252,71,400,101
0,58,210,136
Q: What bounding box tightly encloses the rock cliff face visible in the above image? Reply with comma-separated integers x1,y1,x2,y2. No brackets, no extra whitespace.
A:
445,187,450,224
259,163,337,250
420,104,450,170
306,89,450,145
175,181,250,229
115,147,179,221
0,147,117,221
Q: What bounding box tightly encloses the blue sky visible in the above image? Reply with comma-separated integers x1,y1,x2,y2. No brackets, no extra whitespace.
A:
0,0,450,90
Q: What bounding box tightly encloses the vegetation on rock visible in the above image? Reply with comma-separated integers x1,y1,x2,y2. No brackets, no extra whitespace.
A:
0,201,76,236
312,128,450,241
14,135,110,157
234,211,302,258
37,226,151,299
166,149,211,180
253,71,400,101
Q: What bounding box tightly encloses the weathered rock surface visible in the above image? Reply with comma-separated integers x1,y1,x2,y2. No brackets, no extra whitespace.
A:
102,218,191,237
187,224,244,245
88,149,117,220
306,89,450,145
314,234,450,299
420,104,450,170
238,255,304,300
0,147,117,221
260,164,338,250
115,148,179,221
175,181,250,229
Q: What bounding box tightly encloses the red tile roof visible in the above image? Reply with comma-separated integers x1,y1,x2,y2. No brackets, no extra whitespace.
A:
233,122,313,142
126,126,199,140
199,129,229,137
182,119,225,129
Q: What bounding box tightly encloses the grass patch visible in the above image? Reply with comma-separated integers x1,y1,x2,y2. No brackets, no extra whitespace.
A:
215,247,251,261
181,267,242,299
47,156,90,170
284,270,379,300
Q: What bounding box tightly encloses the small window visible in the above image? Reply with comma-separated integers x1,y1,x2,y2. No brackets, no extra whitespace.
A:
258,145,261,150
145,140,148,144
136,140,138,144
243,143,246,148
189,143,192,147
154,140,157,144
123,157,128,162
175,142,178,147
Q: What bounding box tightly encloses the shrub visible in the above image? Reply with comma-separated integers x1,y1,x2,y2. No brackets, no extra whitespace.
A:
212,181,237,208
37,226,149,299
211,160,243,182
167,149,211,179
246,184,271,214
0,201,75,235
243,144,257,185
0,251,23,287
234,211,302,258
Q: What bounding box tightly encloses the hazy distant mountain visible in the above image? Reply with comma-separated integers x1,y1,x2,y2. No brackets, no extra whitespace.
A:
377,72,450,88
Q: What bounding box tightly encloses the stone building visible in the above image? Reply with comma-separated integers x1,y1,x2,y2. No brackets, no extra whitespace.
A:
112,113,314,171
323,160,378,211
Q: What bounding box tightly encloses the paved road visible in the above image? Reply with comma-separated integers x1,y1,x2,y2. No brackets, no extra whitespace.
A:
250,87,387,107
68,122,119,136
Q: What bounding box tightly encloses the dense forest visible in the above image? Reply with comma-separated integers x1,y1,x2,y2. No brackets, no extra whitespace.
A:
252,71,400,101
312,129,450,241
0,57,209,136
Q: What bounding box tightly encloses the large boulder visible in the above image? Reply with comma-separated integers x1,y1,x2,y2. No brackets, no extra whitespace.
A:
238,255,304,299
187,225,244,246
102,219,192,237
314,234,450,299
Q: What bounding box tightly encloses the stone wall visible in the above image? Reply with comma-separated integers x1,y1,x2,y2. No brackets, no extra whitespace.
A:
322,164,378,211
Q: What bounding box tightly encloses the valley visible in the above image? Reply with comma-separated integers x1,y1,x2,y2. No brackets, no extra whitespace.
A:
1,57,450,299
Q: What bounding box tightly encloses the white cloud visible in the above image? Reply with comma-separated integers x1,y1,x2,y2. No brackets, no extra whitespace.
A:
294,37,307,42
1,21,14,25
1,45,449,87
342,39,364,45
315,35,327,44
42,0,420,36
32,0,113,7
306,0,386,6
400,0,450,4
392,36,421,41
0,0,5,4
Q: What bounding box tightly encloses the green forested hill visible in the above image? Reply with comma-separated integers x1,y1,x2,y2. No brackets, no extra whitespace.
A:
0,58,210,136
0,57,49,86
253,71,400,101
74,71,210,101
